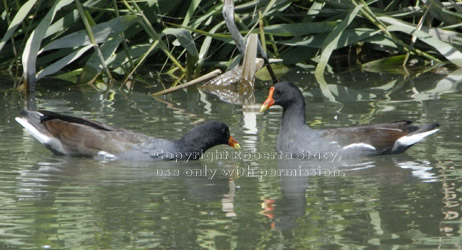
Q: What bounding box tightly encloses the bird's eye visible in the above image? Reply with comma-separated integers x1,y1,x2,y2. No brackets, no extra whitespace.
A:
221,128,228,135
275,90,282,96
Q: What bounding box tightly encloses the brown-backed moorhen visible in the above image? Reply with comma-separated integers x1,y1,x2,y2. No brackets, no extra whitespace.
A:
260,81,439,157
16,110,240,160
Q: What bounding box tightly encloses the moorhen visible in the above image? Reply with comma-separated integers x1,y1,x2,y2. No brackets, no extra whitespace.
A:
260,81,440,158
16,110,240,160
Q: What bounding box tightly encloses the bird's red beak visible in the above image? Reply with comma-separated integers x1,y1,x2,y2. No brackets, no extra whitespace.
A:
228,136,241,150
260,87,275,112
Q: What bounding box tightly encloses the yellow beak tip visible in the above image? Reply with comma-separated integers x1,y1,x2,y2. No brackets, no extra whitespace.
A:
260,105,268,113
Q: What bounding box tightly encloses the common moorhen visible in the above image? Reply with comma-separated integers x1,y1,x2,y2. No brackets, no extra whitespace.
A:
16,110,240,160
260,81,440,157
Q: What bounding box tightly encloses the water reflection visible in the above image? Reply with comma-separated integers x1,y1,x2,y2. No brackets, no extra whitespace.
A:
263,155,443,241
6,157,241,248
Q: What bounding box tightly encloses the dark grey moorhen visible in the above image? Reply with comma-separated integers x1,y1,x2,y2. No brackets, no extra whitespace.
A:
16,110,240,160
260,81,439,158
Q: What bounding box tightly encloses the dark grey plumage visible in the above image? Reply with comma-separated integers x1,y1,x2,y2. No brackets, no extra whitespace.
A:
16,110,240,161
261,81,440,158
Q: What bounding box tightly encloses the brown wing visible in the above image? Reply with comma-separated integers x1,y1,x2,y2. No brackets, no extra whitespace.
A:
42,118,142,156
43,119,108,156
322,121,414,152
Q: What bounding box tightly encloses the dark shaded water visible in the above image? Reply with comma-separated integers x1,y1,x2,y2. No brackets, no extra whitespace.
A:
1,68,462,249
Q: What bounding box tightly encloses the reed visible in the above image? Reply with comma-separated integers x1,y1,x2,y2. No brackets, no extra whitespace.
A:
0,0,460,88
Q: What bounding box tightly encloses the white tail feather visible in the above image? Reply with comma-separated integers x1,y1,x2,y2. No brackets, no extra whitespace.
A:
15,117,51,144
393,129,439,150
15,116,64,153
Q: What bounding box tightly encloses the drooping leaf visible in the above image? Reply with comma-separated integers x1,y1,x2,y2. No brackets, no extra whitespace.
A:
41,15,140,52
22,0,74,84
163,28,199,58
37,45,93,80
0,0,37,53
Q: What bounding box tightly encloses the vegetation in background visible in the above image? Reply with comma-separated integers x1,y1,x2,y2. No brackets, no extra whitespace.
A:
0,0,461,89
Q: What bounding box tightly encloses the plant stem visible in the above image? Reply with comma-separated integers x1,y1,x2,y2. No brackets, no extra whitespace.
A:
75,0,113,83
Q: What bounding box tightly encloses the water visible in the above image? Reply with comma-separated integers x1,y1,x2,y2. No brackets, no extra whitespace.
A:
1,68,462,249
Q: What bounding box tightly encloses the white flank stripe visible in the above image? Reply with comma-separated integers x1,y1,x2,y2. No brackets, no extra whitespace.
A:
97,151,116,160
393,129,439,150
342,143,376,151
15,117,51,144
